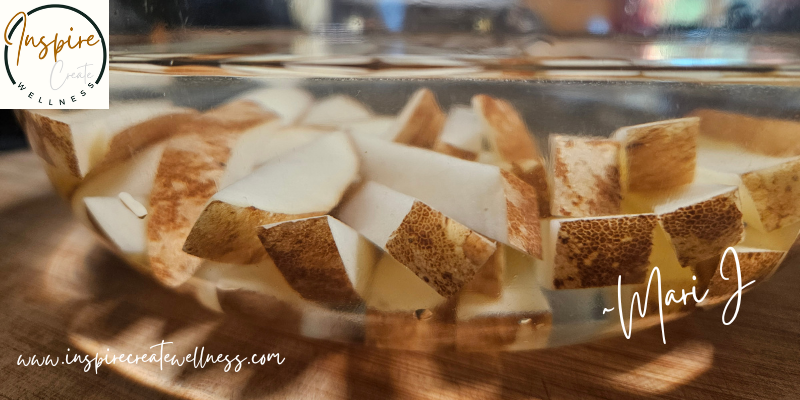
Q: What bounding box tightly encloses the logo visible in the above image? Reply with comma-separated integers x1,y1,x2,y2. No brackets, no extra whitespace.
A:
1,1,108,109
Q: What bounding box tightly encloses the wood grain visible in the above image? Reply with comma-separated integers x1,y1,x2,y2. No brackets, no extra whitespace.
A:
0,150,798,400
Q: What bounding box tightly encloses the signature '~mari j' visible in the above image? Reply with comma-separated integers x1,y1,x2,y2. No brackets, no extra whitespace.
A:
603,247,754,344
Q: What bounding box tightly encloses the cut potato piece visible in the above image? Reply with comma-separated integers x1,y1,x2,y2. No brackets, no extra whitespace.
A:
147,133,246,287
85,110,200,175
739,221,800,252
351,134,541,257
550,135,622,217
569,224,698,330
193,100,278,133
626,184,744,267
364,254,452,349
456,247,552,350
477,151,501,165
257,215,380,307
432,106,482,161
656,185,743,267
206,262,365,342
462,246,505,298
738,161,800,232
214,259,303,301
339,116,396,139
302,95,372,127
21,101,187,177
83,100,272,187
236,87,314,125
72,101,274,217
646,225,700,312
385,88,445,148
695,137,800,232
20,101,196,195
184,262,226,313
184,132,360,264
433,143,478,162
600,219,733,318
84,196,148,267
146,103,278,287
71,143,167,224
219,123,329,188
336,181,496,297
562,226,695,327
365,254,447,313
473,94,550,217
508,158,549,218
694,246,787,307
472,94,541,161
689,109,800,157
539,214,659,289
42,164,81,198
613,117,698,192
192,259,305,332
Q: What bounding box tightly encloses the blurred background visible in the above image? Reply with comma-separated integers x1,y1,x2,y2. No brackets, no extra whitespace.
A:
106,0,800,35
0,112,26,152
3,0,800,152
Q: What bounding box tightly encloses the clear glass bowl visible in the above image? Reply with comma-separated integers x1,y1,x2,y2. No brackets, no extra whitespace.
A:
18,0,800,350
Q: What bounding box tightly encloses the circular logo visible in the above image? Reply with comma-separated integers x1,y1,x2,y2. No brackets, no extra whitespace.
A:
4,4,107,108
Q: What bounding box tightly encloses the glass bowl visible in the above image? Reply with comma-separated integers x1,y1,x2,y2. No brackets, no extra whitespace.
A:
18,0,800,351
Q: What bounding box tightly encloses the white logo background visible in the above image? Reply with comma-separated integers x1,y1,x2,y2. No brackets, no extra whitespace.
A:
1,1,108,109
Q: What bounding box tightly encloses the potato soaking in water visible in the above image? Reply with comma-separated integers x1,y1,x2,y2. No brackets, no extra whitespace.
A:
18,0,800,350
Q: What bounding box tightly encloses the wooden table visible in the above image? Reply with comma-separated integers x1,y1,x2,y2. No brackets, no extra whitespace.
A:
0,150,798,400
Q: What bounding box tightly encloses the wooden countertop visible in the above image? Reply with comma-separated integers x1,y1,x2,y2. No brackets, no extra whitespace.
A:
0,150,798,400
